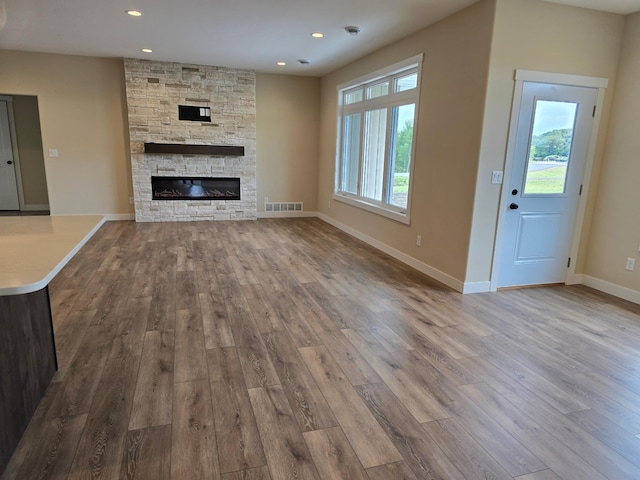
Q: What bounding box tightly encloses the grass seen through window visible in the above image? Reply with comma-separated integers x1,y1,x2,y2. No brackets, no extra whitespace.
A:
524,165,567,194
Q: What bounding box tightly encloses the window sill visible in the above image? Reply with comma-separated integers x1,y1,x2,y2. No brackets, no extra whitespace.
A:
332,193,410,225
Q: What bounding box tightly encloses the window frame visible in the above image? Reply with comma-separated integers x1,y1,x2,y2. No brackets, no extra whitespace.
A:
334,54,423,225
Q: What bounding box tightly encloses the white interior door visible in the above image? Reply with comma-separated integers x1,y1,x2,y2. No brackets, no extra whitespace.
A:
0,100,20,210
498,82,597,287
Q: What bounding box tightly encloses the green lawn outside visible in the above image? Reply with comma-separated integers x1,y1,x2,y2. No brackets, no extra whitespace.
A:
391,166,566,195
525,165,567,194
393,174,409,194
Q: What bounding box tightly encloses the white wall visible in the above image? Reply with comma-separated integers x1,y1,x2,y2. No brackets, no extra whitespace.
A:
317,0,496,287
0,50,132,217
256,73,320,213
584,12,640,296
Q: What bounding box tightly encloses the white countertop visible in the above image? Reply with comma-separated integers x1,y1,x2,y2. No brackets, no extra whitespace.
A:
0,215,106,296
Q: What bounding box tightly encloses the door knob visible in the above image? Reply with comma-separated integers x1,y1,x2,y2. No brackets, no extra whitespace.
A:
509,203,519,210
6,161,12,165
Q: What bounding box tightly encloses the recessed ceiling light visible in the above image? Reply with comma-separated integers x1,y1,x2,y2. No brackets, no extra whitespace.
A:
276,61,286,66
311,32,324,38
126,10,142,17
142,48,153,53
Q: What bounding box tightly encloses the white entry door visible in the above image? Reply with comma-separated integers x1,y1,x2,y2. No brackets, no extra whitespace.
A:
498,82,598,287
0,100,20,210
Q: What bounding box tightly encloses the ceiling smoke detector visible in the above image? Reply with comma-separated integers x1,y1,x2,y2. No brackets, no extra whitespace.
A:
344,26,360,36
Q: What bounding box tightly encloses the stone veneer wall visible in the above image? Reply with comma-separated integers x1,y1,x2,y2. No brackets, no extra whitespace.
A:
124,58,256,221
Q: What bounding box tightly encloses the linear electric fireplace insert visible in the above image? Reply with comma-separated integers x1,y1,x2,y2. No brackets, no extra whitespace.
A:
152,176,240,200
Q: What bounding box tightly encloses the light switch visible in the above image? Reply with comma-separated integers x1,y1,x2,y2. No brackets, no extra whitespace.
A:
48,149,59,158
626,257,635,271
491,171,503,184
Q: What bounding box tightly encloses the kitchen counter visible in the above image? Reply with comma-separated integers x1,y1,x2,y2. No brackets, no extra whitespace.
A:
0,215,105,295
0,214,105,474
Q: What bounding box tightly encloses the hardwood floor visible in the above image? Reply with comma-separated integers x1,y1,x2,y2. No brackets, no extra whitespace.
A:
3,217,640,479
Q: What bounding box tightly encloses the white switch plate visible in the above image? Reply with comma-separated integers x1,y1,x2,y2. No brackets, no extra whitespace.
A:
416,235,422,246
491,171,503,184
48,149,59,158
626,257,635,271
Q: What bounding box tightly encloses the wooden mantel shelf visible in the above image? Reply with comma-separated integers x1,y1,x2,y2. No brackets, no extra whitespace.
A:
144,143,245,156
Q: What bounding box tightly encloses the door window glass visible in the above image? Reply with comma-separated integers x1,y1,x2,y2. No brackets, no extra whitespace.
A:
524,100,577,195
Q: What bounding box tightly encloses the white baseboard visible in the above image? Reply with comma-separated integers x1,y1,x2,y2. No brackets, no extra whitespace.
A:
258,211,318,219
21,204,49,211
567,273,584,285
462,281,491,294
105,213,135,221
50,213,133,221
580,275,640,305
316,212,465,293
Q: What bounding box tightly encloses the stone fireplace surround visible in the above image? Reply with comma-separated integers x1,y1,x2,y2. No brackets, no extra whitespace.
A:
124,58,257,222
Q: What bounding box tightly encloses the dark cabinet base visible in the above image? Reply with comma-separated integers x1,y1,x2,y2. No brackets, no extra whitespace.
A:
0,287,57,474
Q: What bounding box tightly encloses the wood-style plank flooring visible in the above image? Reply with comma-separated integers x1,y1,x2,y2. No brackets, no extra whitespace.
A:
3,218,640,479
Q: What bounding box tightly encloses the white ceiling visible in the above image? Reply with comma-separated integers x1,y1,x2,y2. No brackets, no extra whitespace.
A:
546,0,640,15
0,0,638,77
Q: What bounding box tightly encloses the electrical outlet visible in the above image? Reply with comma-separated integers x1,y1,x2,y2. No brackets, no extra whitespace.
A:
129,196,134,205
48,149,59,158
416,235,422,246
328,200,331,208
626,257,635,271
491,170,503,185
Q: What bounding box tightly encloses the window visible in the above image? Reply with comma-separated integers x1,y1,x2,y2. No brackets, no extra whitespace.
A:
335,55,422,223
